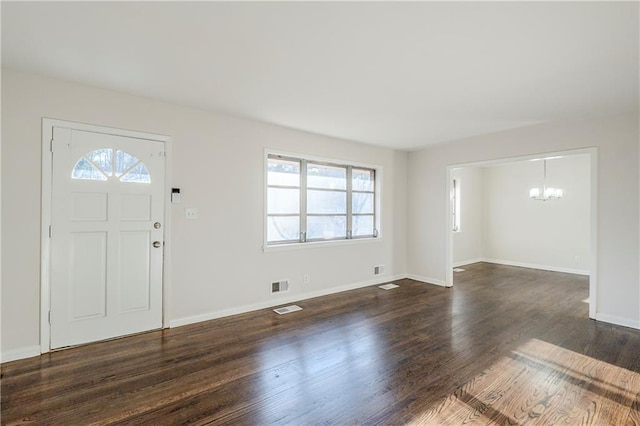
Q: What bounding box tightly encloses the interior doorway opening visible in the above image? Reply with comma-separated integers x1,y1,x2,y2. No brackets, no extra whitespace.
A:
445,148,597,319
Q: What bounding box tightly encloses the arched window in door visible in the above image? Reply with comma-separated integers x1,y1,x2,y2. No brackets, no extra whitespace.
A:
71,149,150,183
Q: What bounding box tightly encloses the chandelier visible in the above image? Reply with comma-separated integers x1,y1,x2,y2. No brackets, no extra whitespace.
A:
529,159,563,201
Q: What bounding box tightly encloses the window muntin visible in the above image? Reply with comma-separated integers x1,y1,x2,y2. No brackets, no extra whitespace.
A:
266,154,377,245
72,149,150,183
87,148,112,175
72,157,108,181
119,162,151,183
115,150,140,176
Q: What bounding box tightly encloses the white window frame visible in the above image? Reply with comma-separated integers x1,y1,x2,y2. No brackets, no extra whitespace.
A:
264,150,381,250
452,178,461,232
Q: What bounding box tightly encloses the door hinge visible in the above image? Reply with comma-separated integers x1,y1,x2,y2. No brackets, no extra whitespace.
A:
49,225,52,238
48,311,51,324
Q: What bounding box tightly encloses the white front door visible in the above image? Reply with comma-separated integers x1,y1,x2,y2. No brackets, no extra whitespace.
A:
50,126,165,349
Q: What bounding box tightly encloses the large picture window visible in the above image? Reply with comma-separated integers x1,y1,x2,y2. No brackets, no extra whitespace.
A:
267,153,378,245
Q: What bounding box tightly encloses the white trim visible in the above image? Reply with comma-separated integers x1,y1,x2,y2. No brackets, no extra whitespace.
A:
1,346,41,364
162,129,173,329
40,122,53,354
265,148,383,171
588,149,598,319
445,166,454,287
595,313,640,330
446,148,598,169
405,274,448,287
263,236,382,252
170,274,405,328
40,118,172,354
453,258,483,268
481,258,589,276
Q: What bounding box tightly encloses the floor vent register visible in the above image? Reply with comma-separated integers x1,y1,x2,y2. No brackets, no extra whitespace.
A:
273,305,303,315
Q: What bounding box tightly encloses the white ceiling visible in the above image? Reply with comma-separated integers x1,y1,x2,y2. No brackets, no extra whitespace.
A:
2,2,638,151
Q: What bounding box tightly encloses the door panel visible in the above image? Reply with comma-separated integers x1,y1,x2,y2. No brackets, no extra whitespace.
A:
120,194,151,221
72,193,108,221
50,127,165,349
70,232,107,319
119,231,151,312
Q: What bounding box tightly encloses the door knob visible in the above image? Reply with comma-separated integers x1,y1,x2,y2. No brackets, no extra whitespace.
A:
153,241,162,248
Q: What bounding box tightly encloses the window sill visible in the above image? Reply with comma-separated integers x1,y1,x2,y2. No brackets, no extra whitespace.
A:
263,237,382,253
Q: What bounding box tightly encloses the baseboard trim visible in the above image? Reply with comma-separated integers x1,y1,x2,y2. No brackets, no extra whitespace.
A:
170,274,407,328
1,346,41,364
405,274,448,287
481,258,589,276
453,258,483,268
595,313,640,330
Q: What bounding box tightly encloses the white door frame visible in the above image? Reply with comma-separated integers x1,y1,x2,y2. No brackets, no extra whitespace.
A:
40,118,173,353
445,147,598,319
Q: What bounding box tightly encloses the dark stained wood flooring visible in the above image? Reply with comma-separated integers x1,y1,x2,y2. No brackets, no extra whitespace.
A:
2,263,640,424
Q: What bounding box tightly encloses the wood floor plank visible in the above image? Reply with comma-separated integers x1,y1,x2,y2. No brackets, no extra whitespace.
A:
625,390,640,425
2,263,640,424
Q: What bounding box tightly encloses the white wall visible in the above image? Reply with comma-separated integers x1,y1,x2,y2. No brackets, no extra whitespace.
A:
1,70,408,359
452,156,591,273
408,112,639,327
482,155,590,274
2,68,638,362
451,167,483,265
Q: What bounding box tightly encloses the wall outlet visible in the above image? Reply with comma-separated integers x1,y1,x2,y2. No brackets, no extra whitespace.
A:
303,274,310,284
374,265,385,275
185,208,198,220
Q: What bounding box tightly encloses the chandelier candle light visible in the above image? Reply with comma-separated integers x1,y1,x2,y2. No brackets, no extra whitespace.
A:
529,159,563,201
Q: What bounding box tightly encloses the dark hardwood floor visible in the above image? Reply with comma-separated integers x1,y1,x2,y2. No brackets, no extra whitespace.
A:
2,263,640,425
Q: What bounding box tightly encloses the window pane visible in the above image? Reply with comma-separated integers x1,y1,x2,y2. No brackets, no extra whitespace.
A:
353,215,374,237
120,163,151,183
353,168,374,191
307,163,346,190
352,192,374,214
72,157,108,181
86,149,113,176
268,157,300,187
268,216,300,242
307,215,346,240
308,190,346,214
115,150,140,177
268,188,299,214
